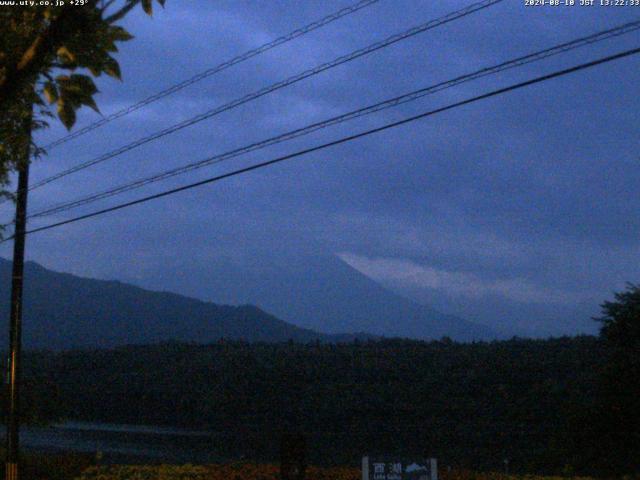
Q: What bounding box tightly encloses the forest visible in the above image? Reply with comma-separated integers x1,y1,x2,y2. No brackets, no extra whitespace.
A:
2,335,614,476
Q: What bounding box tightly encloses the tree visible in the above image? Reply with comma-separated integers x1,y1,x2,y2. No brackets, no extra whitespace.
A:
0,0,165,207
1,3,167,475
595,283,640,475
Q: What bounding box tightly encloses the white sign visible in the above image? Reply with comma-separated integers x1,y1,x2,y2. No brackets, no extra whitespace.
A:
362,456,437,480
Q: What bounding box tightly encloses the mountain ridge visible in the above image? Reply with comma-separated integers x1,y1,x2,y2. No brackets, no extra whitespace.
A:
0,254,495,349
136,253,497,341
0,258,371,349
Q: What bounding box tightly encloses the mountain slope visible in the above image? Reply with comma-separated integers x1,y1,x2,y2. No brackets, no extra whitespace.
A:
136,253,496,341
0,258,362,350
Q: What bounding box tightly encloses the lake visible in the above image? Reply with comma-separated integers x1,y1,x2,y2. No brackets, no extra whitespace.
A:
14,421,397,465
18,421,249,464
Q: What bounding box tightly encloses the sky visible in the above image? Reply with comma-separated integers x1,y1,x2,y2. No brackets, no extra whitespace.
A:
1,0,639,337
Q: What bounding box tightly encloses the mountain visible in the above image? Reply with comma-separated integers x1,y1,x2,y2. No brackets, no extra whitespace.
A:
130,253,496,341
0,258,367,350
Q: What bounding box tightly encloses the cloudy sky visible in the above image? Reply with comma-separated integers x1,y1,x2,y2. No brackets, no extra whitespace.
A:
1,0,638,337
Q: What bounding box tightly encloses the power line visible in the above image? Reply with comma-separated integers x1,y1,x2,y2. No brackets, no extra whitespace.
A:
27,20,640,220
4,46,637,243
25,0,503,193
41,0,381,151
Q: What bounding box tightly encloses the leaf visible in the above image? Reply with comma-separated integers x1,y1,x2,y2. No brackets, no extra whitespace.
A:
56,74,100,114
110,25,134,42
103,56,122,80
57,99,76,130
105,40,119,53
56,46,76,65
88,65,101,77
83,96,100,114
68,74,98,95
141,0,153,15
43,81,58,104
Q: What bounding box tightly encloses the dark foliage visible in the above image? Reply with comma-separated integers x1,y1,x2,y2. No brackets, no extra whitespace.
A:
1,336,601,474
0,1,165,205
591,284,640,476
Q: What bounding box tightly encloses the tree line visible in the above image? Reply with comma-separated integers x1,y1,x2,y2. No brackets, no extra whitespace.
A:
0,336,605,474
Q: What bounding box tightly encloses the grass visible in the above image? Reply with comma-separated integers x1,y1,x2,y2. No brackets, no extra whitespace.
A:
0,454,610,480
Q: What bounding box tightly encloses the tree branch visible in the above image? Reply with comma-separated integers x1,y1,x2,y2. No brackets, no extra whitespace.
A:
104,0,139,24
100,0,119,13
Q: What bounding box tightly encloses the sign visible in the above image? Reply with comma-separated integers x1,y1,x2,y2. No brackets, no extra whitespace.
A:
362,457,437,480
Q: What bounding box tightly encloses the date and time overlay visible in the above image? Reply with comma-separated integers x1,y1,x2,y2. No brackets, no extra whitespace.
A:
525,0,640,6
1,0,640,9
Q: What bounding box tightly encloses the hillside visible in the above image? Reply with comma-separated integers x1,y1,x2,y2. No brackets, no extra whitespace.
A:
0,258,365,349
0,256,494,349
134,253,496,341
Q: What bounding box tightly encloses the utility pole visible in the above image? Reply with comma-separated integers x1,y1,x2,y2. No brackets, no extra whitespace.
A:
5,114,32,480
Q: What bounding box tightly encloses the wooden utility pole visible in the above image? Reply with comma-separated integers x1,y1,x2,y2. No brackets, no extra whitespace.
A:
5,115,32,480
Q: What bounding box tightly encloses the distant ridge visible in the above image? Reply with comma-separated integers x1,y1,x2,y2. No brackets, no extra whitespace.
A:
147,253,497,342
0,258,371,350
